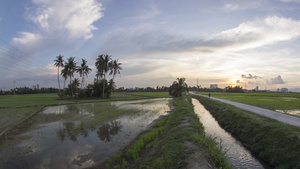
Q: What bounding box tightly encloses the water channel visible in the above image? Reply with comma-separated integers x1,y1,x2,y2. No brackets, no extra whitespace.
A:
0,98,171,169
192,99,271,169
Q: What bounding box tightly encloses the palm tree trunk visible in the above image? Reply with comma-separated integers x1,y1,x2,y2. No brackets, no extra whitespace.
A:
58,67,61,97
70,75,73,97
81,75,84,89
63,78,66,96
102,75,105,98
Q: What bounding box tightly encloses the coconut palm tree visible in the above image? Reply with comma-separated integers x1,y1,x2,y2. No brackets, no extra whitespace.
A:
95,54,111,98
65,57,77,97
95,55,104,81
54,54,64,97
168,78,188,97
61,67,68,96
109,59,122,80
77,59,92,89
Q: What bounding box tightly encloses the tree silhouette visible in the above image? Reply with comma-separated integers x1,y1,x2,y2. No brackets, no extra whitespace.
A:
109,59,122,80
64,57,77,97
77,59,92,89
95,54,111,98
54,54,64,97
169,78,188,97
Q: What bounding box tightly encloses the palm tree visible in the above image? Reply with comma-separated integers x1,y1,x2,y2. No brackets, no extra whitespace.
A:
95,54,111,98
61,67,68,96
168,78,188,97
109,59,122,80
95,55,104,81
54,54,64,97
65,57,77,97
77,59,92,89
71,78,80,94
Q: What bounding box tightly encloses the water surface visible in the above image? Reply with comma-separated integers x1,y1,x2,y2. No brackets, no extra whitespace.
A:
0,98,171,169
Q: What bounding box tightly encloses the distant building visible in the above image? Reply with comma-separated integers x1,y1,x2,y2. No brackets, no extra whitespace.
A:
32,84,39,90
281,88,288,93
255,86,259,91
210,84,218,89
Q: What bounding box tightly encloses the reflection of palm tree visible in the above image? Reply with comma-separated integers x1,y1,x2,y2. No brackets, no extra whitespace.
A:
97,121,123,142
109,121,123,135
64,122,78,141
57,127,66,142
97,123,111,142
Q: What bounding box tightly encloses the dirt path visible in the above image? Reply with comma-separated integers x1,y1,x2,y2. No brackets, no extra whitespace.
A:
192,93,300,127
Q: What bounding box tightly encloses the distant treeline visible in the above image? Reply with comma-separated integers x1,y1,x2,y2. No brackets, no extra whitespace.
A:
0,87,59,95
0,85,253,95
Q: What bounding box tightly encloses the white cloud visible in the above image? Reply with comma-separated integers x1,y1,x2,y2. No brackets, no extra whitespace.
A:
222,0,261,11
12,0,104,58
281,0,300,3
28,0,103,39
102,16,300,56
13,32,42,45
223,4,240,11
204,16,300,51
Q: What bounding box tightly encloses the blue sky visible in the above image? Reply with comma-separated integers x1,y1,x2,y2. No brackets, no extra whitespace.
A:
1,0,300,91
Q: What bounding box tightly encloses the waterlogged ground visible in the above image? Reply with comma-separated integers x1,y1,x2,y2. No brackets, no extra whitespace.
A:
0,98,171,169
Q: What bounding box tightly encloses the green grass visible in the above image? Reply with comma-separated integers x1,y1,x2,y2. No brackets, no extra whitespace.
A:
104,95,232,169
197,92,300,110
193,95,300,169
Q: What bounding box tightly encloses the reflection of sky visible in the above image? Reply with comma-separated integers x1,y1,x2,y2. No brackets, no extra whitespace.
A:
0,98,171,169
42,103,95,115
192,99,269,169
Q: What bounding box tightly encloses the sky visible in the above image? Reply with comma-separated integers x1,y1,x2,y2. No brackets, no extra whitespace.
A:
0,0,300,91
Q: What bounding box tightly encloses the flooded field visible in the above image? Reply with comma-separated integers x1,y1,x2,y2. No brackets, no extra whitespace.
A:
192,99,271,169
0,98,171,169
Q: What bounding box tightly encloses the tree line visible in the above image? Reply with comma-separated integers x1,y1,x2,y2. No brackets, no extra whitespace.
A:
54,54,122,99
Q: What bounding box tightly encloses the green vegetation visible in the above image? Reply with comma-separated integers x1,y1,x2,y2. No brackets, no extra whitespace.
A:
192,95,300,169
168,78,188,97
54,54,122,99
197,92,300,110
104,95,231,169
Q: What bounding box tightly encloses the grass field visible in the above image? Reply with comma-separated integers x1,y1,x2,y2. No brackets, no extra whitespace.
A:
197,92,300,110
0,92,170,135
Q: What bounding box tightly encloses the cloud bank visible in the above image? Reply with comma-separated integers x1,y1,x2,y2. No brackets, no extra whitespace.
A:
102,16,300,57
13,0,103,57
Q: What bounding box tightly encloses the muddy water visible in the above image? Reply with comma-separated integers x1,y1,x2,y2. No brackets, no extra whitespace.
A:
192,99,271,169
0,98,171,169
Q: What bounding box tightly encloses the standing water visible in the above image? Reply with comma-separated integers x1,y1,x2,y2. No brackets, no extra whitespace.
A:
0,98,171,169
192,99,271,169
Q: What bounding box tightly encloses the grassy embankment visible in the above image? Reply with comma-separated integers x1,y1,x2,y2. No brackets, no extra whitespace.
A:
192,94,300,168
0,92,169,135
102,95,232,169
197,92,300,111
